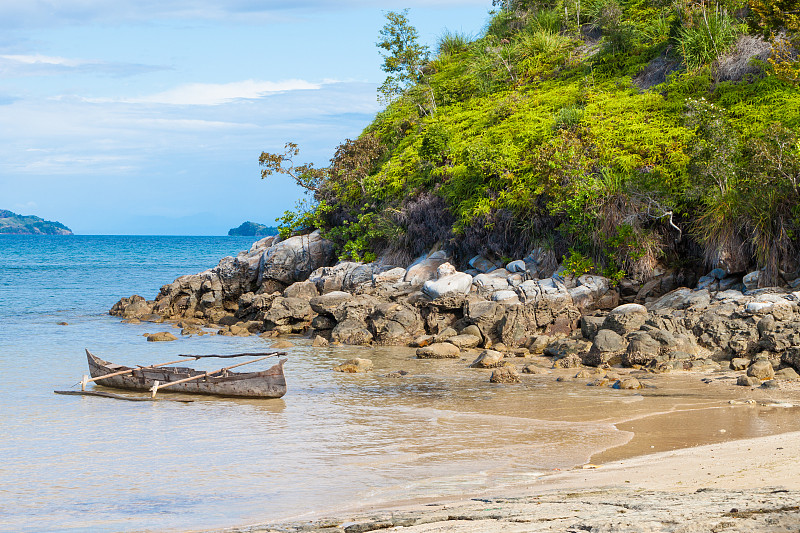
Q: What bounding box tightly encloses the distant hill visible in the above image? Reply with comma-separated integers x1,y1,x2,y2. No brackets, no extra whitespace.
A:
228,221,279,237
0,210,73,235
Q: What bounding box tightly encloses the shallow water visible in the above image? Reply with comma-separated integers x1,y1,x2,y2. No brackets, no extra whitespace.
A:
2,235,800,533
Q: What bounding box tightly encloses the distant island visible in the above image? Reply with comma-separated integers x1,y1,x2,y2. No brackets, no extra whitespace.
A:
0,210,73,235
227,221,278,237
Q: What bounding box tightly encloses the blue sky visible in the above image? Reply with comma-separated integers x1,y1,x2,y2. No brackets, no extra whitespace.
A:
0,1,491,235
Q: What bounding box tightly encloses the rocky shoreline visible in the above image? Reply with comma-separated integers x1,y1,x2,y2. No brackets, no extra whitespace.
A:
111,232,800,386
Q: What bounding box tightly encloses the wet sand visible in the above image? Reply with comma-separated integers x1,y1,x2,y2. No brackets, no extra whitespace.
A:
214,349,800,533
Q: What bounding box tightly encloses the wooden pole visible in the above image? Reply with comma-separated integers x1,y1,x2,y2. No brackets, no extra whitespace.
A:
176,351,285,359
81,356,199,390
150,354,276,398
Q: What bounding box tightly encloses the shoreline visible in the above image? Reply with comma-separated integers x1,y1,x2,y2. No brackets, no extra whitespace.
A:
220,430,800,532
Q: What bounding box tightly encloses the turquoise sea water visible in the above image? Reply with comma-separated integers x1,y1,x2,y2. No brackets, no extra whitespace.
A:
0,235,643,532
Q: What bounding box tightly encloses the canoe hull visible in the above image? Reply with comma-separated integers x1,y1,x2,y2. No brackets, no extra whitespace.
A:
86,350,287,398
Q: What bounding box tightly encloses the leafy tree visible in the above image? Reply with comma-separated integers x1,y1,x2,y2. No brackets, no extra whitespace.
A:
377,10,431,107
259,142,327,195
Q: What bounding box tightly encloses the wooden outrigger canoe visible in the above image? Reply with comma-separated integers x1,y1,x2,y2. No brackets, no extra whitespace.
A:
84,349,287,399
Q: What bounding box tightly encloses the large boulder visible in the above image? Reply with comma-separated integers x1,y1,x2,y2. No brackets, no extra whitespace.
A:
258,231,335,286
333,358,373,373
404,251,450,287
263,297,313,327
331,318,373,345
623,331,662,366
309,291,352,316
422,263,473,299
602,303,648,335
283,281,319,300
416,342,460,358
469,349,504,368
490,365,521,383
370,302,424,345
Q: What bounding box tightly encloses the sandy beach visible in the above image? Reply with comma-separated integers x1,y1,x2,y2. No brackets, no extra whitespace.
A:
223,429,800,532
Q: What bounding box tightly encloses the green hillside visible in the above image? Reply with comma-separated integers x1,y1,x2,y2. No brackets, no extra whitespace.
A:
0,210,73,235
263,0,800,285
228,221,279,236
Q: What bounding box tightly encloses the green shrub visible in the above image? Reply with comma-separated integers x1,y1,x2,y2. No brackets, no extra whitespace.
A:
562,249,596,277
553,104,585,129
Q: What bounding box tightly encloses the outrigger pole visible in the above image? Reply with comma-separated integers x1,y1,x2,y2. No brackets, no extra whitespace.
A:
150,354,277,398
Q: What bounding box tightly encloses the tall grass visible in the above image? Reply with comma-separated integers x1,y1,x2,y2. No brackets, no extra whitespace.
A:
677,8,740,69
437,30,471,56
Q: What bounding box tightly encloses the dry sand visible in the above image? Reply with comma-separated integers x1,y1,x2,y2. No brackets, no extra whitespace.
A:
222,430,800,533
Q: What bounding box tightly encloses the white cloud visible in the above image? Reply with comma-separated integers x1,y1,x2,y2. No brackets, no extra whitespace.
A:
0,53,165,77
89,79,323,106
1,53,87,66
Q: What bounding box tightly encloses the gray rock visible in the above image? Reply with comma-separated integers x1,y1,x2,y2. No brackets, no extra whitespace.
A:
259,231,335,286
447,333,482,349
490,365,521,383
416,342,460,359
333,358,373,373
307,262,362,293
263,297,313,326
469,255,502,273
331,318,373,345
491,290,519,302
473,273,511,293
469,349,504,368
404,252,449,287
146,331,177,342
371,302,424,345
775,367,800,380
422,271,473,299
746,301,774,315
602,303,648,335
613,377,642,389
730,357,751,371
593,329,627,353
461,324,483,340
506,259,527,273
737,375,760,386
624,331,661,367
747,359,775,380
522,364,549,374
283,280,320,300
434,327,458,343
309,291,352,316
311,315,336,330
743,270,761,291
581,315,606,341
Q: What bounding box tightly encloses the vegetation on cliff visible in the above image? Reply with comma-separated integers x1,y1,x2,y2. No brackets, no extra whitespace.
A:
228,221,279,237
0,210,73,235
261,0,800,285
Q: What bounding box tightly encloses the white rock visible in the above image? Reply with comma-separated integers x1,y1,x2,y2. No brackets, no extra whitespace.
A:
473,273,511,291
506,260,526,273
743,271,761,291
491,290,519,303
745,301,774,315
422,272,473,299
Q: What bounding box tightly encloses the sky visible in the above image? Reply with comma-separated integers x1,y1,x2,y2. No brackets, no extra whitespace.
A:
0,1,492,235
